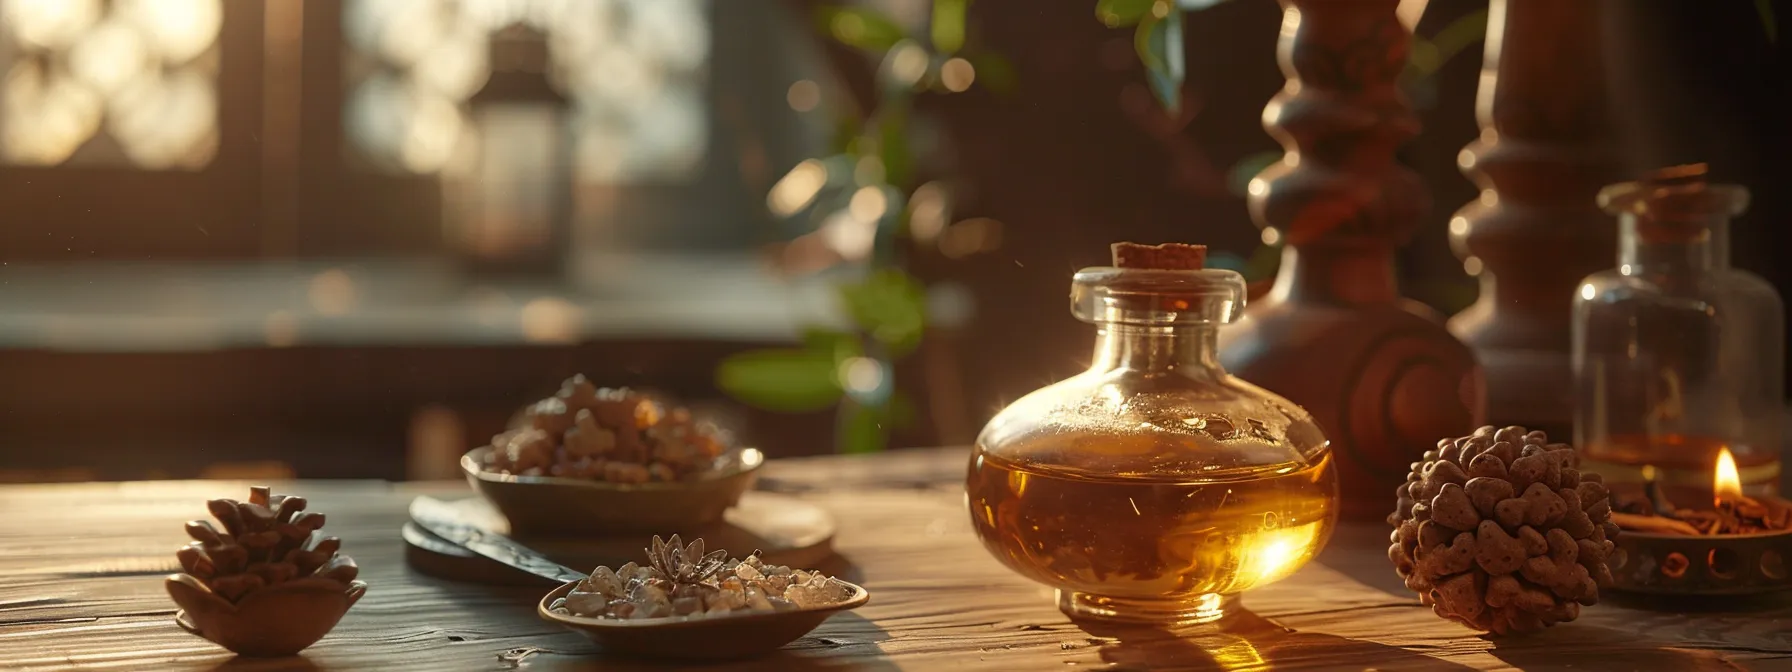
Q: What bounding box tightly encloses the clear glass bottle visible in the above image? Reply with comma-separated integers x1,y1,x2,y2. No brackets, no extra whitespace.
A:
966,260,1338,625
1573,167,1786,494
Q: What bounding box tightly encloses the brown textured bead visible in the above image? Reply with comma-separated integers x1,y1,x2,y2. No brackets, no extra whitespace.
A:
1388,426,1615,635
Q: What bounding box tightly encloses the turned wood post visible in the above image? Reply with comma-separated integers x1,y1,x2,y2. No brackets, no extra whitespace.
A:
1447,0,1619,440
1217,0,1484,518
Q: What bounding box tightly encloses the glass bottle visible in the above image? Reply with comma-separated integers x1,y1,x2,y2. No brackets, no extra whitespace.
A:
1573,166,1786,495
966,257,1338,625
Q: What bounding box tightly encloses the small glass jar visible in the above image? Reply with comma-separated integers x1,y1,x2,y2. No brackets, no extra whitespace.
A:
1573,167,1786,494
966,260,1338,625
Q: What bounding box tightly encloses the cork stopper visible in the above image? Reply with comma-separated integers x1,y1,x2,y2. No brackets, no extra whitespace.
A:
1640,162,1709,187
1110,242,1207,270
1599,162,1748,243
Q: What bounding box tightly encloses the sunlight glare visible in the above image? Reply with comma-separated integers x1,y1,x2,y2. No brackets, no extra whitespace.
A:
116,0,222,63
67,18,149,95
767,159,828,217
2,0,101,50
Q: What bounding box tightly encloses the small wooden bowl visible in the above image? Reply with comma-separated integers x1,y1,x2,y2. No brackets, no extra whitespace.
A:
462,447,764,536
166,574,365,657
536,578,869,660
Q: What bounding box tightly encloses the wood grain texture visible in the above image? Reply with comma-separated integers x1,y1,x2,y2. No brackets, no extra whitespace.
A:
1,448,1788,670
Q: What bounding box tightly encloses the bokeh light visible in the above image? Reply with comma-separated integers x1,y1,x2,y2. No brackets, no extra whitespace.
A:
848,186,888,222
767,158,827,217
1,61,103,164
108,68,218,168
940,57,975,92
0,0,220,168
907,181,950,242
786,79,820,112
116,0,222,64
887,42,928,87
2,0,101,50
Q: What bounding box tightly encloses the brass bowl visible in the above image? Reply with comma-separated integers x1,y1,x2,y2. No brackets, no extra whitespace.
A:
536,578,869,660
461,447,763,536
1610,528,1792,595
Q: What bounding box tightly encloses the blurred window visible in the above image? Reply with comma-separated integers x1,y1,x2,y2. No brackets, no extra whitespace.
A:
0,0,830,261
0,0,223,169
341,0,708,183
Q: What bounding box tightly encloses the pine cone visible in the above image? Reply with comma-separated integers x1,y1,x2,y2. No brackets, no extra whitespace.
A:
1388,426,1618,635
176,486,359,602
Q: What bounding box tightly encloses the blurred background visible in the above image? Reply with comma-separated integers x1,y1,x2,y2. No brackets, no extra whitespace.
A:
0,0,1786,482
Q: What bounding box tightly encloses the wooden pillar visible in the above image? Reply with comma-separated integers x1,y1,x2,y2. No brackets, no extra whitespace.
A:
1217,0,1484,519
1447,0,1619,440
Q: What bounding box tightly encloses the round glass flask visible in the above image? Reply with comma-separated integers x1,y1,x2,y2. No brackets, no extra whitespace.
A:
966,251,1339,625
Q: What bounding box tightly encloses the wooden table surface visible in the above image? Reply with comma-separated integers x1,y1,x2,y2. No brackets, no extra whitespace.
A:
2,448,1789,671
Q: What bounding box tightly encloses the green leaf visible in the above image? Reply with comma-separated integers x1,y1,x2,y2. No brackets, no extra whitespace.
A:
932,0,969,54
1135,5,1185,113
1244,242,1283,283
838,401,889,454
1758,0,1779,43
875,107,913,190
816,6,907,51
967,51,1017,94
1406,38,1441,77
716,349,842,412
1430,8,1489,63
830,112,863,155
1097,0,1158,27
1226,150,1281,198
801,328,860,360
838,269,928,356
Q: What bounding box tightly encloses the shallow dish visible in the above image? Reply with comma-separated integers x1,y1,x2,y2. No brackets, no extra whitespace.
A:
536,577,869,660
462,447,763,536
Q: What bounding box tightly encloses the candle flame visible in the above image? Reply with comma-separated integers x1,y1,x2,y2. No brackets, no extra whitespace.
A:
1714,447,1742,505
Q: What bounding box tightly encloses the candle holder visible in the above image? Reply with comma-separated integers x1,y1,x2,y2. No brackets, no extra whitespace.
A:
1608,452,1792,595
1608,526,1792,596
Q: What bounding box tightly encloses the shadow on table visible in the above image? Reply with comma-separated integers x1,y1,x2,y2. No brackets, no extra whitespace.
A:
1602,589,1792,613
1483,622,1739,671
516,612,895,671
758,612,898,671
207,656,321,672
1074,609,1469,671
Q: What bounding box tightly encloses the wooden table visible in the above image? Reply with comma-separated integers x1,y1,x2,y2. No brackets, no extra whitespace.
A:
2,448,1788,671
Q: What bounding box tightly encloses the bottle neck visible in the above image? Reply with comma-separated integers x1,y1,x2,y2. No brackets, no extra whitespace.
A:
1089,324,1223,376
1618,214,1730,273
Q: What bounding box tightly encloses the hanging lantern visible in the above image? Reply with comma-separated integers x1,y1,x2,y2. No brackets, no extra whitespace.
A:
443,22,572,277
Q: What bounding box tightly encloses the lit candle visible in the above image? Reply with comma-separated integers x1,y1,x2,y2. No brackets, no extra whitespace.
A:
1714,447,1742,509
